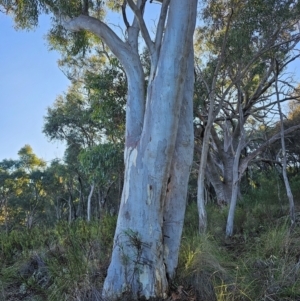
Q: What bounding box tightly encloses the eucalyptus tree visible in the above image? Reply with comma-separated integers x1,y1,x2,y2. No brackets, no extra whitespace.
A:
0,145,47,229
194,0,300,235
42,159,78,223
44,64,126,220
281,99,300,169
79,142,123,221
44,82,99,219
0,159,20,231
1,0,198,298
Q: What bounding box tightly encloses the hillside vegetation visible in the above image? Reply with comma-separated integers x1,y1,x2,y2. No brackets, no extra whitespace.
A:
1,172,300,301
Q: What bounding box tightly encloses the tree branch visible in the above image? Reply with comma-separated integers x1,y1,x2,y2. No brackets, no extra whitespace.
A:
154,0,170,51
121,0,130,29
239,124,300,175
127,0,155,54
252,95,300,114
61,15,132,66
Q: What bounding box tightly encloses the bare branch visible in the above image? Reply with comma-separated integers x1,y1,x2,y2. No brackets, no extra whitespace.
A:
239,124,300,175
127,0,155,53
155,0,170,51
252,95,300,114
121,0,130,29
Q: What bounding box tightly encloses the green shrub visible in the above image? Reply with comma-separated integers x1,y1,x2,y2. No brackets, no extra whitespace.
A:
0,215,116,301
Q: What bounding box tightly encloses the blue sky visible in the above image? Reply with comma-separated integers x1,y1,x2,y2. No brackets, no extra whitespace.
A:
0,5,160,163
0,13,69,162
1,6,299,163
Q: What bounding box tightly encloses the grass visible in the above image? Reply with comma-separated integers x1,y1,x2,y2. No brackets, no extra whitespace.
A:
0,216,116,301
0,176,300,300
173,173,300,301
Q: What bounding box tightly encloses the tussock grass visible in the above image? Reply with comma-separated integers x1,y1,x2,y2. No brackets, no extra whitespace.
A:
0,216,116,301
175,175,300,301
1,173,300,300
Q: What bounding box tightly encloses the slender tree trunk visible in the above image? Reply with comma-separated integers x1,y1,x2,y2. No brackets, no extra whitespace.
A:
196,15,232,232
226,90,246,237
274,62,295,225
68,196,72,224
87,183,95,222
197,113,216,232
225,135,244,237
76,177,84,218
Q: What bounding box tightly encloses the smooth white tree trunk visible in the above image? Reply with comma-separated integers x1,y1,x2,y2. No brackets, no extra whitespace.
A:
102,2,197,299
87,183,94,222
226,92,246,237
274,64,295,225
62,1,197,298
163,50,194,279
225,135,245,237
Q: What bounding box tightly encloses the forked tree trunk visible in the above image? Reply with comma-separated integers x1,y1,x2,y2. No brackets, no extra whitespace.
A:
226,90,246,237
205,149,235,206
206,154,228,205
102,2,197,299
196,16,231,233
62,1,197,298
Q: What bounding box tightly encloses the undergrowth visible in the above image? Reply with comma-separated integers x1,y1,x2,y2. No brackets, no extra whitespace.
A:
175,180,300,301
1,179,300,301
0,216,116,301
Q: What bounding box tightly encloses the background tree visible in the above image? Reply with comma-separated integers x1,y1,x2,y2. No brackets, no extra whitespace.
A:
44,61,126,220
0,145,48,229
194,0,300,236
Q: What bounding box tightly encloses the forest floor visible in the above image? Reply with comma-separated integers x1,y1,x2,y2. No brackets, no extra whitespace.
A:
1,197,300,301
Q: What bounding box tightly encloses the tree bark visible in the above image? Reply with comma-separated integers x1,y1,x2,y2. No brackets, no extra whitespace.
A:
206,153,227,204
226,133,245,237
68,196,72,224
274,62,295,225
163,49,194,279
87,183,94,222
61,1,197,298
102,1,197,299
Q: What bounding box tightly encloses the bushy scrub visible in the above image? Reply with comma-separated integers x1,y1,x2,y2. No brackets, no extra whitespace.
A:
0,216,116,301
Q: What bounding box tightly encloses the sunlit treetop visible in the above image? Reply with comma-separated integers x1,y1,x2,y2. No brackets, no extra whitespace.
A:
17,144,46,170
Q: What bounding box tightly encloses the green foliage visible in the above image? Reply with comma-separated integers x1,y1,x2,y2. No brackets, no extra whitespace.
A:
0,145,53,230
1,169,300,300
0,216,116,300
79,142,123,185
43,63,126,144
42,63,127,219
84,64,127,142
0,0,104,27
176,168,300,300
